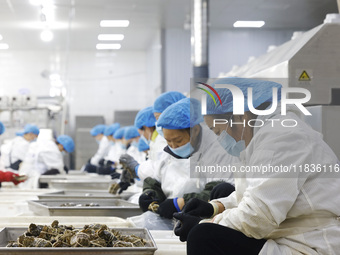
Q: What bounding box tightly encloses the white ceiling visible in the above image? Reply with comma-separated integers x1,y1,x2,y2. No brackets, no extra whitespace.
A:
0,0,338,51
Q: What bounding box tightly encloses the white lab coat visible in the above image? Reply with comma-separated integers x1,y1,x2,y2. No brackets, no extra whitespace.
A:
9,136,30,165
90,136,111,166
19,140,64,189
126,145,146,164
148,132,167,161
105,142,126,163
211,107,340,254
139,123,238,198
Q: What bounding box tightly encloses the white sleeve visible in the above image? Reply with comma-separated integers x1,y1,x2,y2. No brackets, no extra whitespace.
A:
137,152,168,182
90,137,110,166
10,139,29,162
39,151,64,173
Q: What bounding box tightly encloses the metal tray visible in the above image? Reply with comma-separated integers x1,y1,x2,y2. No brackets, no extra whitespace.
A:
28,199,142,218
38,190,134,200
49,180,114,190
0,227,157,255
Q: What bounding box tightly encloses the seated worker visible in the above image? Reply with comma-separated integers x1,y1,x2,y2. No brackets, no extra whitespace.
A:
84,124,110,173
124,126,144,163
19,132,74,189
122,98,237,219
0,124,39,170
151,91,186,160
96,123,120,175
138,135,150,158
174,78,340,255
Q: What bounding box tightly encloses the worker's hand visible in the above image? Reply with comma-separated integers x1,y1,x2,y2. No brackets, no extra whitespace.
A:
210,182,235,200
139,191,158,212
0,171,26,185
157,198,179,219
118,182,130,194
110,172,121,180
182,198,214,218
119,154,139,178
173,213,201,242
98,158,106,166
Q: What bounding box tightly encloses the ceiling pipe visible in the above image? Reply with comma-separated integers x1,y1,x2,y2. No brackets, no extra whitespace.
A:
191,0,209,78
338,0,340,13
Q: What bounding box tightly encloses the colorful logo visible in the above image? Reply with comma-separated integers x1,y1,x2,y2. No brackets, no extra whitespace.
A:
196,82,223,106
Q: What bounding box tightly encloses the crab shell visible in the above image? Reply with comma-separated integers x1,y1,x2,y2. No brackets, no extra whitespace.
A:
70,232,90,247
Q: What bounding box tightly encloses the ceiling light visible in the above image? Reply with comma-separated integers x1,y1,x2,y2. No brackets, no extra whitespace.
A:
0,34,2,40
233,21,265,28
96,44,121,50
98,34,124,41
40,30,53,42
100,20,129,27
0,43,9,50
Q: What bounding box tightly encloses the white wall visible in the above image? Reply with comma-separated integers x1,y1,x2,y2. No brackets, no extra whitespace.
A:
164,28,296,92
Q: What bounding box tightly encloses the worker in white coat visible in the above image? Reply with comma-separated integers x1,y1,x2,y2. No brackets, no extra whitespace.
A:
19,134,74,189
124,126,143,162
96,123,120,175
122,98,236,219
1,124,39,170
84,124,110,173
174,78,340,255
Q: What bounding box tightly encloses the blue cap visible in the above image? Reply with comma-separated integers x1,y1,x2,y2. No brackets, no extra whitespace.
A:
57,135,75,153
206,77,282,115
113,127,126,139
134,106,156,129
90,124,106,136
17,124,40,136
138,138,150,152
0,122,5,135
157,98,203,129
124,126,140,140
153,91,186,113
104,123,120,136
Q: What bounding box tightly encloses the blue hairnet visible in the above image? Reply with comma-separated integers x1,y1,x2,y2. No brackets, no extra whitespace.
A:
90,124,106,136
113,127,126,139
104,123,120,136
124,126,140,140
0,121,5,135
57,135,75,153
153,91,186,113
206,77,282,115
157,98,203,129
134,106,156,129
138,138,150,152
24,124,40,135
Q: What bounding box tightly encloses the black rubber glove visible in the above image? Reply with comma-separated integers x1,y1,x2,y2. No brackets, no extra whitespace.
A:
9,160,22,170
119,154,139,178
118,182,130,194
182,198,214,218
173,213,201,242
157,198,179,219
63,165,69,174
43,168,61,175
110,172,121,180
139,191,158,212
83,162,97,173
98,158,105,166
210,182,235,200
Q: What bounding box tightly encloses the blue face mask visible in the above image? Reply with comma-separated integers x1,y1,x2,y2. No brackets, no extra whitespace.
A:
217,130,245,157
155,122,164,137
140,135,150,145
96,139,101,145
109,141,115,146
131,141,139,148
61,151,66,156
119,142,127,149
168,142,194,158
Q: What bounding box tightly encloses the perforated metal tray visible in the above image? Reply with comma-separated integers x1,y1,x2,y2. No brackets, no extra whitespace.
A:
28,199,142,218
0,227,157,254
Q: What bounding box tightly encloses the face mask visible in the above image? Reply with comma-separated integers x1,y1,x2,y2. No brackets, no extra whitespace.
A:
131,141,139,148
155,122,164,137
217,130,245,157
61,151,66,156
96,139,100,145
140,135,150,145
109,141,115,146
119,142,127,149
168,142,194,158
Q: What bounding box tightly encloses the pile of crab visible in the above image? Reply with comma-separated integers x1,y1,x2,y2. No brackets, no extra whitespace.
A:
7,220,147,248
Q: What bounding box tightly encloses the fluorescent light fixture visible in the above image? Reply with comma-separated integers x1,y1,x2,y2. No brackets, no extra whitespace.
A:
0,43,9,50
96,44,121,50
40,30,53,42
100,20,129,27
98,34,124,41
0,34,2,40
233,21,265,28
